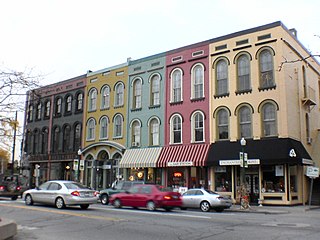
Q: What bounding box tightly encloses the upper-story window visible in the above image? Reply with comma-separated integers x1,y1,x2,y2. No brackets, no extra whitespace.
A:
33,129,40,154
101,85,110,109
191,111,204,142
45,100,51,117
55,98,62,115
99,116,109,139
216,108,229,140
87,118,96,141
27,104,33,121
113,114,123,138
191,64,204,99
261,102,277,137
88,88,97,111
65,95,72,113
216,59,228,96
237,54,251,92
63,125,71,152
171,69,182,103
76,93,83,111
131,120,141,147
133,79,142,109
41,128,49,154
170,114,182,144
238,105,252,138
150,74,160,106
53,126,60,153
149,117,160,146
114,82,124,107
74,123,81,151
36,102,42,120
259,49,275,89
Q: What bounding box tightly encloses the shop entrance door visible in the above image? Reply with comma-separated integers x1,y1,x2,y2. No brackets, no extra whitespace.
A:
245,174,259,204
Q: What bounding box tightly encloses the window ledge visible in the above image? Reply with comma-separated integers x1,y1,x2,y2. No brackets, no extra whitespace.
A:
149,105,160,109
169,101,183,106
214,93,229,99
258,85,276,92
131,107,142,112
114,105,124,109
190,97,205,102
235,89,252,95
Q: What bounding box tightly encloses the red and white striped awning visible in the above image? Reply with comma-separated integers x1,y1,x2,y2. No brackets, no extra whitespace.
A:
157,144,210,168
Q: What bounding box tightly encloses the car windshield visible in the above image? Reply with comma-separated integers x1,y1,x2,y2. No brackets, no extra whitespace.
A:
64,182,90,190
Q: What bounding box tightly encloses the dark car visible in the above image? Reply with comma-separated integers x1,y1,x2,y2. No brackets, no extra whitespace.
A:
0,174,27,200
109,184,182,211
99,180,144,205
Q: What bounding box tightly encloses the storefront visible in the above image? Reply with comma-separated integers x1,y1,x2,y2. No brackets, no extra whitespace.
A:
119,147,162,184
207,138,313,205
157,144,210,191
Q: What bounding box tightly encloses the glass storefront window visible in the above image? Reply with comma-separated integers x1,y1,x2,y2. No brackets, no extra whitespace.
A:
214,166,231,192
262,165,285,193
289,165,297,193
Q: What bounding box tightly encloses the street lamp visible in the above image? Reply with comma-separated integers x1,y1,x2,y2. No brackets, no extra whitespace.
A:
76,148,82,182
239,137,249,209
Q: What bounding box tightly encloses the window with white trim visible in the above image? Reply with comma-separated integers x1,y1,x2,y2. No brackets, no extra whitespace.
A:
101,86,110,109
114,114,123,138
150,74,160,106
131,120,141,147
216,59,228,95
87,118,96,140
133,79,142,109
149,118,160,146
100,116,109,139
192,64,204,99
192,111,204,142
171,69,182,102
170,114,182,144
237,54,250,91
88,88,97,111
115,83,124,107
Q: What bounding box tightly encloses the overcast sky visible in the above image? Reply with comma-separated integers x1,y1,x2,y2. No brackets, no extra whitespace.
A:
1,0,319,86
1,0,320,160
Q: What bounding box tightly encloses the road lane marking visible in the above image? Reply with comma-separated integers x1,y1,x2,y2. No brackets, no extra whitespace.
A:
0,203,122,221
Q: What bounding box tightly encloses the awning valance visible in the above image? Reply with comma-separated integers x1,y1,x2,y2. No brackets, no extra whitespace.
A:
119,147,162,168
157,144,210,168
206,138,312,166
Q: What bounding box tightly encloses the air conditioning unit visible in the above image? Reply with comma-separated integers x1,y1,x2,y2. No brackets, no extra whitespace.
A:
132,142,139,147
307,137,312,144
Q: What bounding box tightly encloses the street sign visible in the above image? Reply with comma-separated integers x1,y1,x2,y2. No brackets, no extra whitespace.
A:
73,159,79,171
306,166,319,178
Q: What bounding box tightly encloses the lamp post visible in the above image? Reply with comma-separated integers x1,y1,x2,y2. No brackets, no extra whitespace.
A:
76,148,82,182
239,137,249,209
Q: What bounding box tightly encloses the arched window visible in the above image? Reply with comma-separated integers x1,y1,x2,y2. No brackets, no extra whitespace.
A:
66,95,72,113
192,111,204,142
63,125,71,152
133,79,142,109
259,49,274,88
100,116,108,139
45,100,51,117
261,103,277,137
74,123,81,151
171,69,182,102
55,98,62,115
76,93,83,111
88,88,97,111
53,126,60,153
216,59,228,95
216,109,229,140
114,114,123,138
115,83,124,106
149,118,160,146
131,120,141,147
101,86,110,109
237,54,250,92
170,114,182,144
33,129,40,154
36,102,42,120
238,106,252,138
41,128,48,154
87,118,96,140
192,64,204,99
150,74,160,106
28,104,34,121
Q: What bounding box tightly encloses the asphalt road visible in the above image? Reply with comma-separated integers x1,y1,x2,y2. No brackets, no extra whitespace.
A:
1,198,320,240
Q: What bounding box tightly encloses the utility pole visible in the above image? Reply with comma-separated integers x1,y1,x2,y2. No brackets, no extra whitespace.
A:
11,111,17,177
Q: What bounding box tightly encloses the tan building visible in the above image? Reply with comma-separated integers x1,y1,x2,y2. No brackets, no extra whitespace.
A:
206,22,320,205
80,63,128,190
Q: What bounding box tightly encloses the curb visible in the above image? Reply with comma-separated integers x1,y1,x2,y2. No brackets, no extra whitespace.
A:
0,217,17,240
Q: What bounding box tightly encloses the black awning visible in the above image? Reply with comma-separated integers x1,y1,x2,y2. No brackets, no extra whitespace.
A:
206,138,312,166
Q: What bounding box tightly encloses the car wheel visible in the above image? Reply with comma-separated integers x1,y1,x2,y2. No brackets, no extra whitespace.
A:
11,196,18,200
200,201,211,212
25,194,33,205
80,204,89,210
55,197,65,209
100,194,109,205
113,199,122,208
146,201,156,211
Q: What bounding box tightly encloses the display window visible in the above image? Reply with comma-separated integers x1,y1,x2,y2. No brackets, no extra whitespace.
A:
289,165,298,193
261,165,285,193
214,166,231,192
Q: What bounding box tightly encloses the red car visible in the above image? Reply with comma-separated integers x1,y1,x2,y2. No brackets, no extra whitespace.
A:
109,184,182,211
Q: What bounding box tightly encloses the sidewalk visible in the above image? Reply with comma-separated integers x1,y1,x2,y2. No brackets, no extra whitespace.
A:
0,217,17,240
226,204,320,214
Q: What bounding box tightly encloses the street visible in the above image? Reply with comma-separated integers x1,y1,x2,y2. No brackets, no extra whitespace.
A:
1,198,320,240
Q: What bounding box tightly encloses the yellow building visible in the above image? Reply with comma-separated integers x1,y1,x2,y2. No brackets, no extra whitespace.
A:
80,63,128,190
207,22,320,205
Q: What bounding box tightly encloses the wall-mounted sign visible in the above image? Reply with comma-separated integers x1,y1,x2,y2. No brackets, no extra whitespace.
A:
173,172,183,177
306,166,319,178
219,159,260,166
168,161,193,167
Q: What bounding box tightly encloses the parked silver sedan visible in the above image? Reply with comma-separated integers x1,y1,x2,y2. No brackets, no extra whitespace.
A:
181,189,232,212
22,180,99,209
